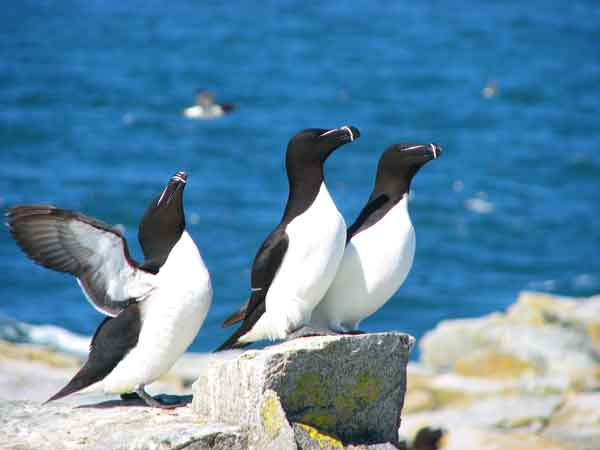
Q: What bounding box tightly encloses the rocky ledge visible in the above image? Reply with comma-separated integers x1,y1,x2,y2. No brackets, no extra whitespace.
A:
1,332,413,450
1,291,599,450
193,332,414,449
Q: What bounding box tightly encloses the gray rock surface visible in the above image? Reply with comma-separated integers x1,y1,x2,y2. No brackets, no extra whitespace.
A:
419,292,600,392
193,333,414,447
401,394,563,436
1,400,244,450
543,392,600,450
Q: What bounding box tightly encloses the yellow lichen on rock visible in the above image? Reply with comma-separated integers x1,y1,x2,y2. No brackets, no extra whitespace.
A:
260,391,285,439
0,340,82,368
334,373,383,421
454,349,536,379
290,372,328,407
586,320,600,344
299,410,337,430
295,423,344,450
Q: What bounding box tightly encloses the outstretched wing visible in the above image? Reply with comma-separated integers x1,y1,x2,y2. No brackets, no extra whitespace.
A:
216,227,288,350
7,205,155,317
346,194,390,242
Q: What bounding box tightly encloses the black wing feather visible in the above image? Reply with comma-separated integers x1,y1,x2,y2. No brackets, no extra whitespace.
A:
346,194,390,242
216,227,289,349
46,304,142,403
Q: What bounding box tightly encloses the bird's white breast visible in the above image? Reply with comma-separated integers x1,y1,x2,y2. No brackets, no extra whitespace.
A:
102,230,212,393
183,105,224,119
312,196,415,331
240,183,346,342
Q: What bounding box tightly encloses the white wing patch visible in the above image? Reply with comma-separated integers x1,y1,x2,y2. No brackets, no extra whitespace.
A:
7,205,157,318
67,220,156,316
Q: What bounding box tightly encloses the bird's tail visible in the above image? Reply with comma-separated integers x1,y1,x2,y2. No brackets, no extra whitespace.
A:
222,298,249,328
215,300,265,352
44,363,104,404
214,326,252,352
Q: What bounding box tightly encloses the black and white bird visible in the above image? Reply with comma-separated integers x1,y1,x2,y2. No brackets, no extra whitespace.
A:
7,171,212,408
183,90,236,119
310,143,442,333
216,125,360,350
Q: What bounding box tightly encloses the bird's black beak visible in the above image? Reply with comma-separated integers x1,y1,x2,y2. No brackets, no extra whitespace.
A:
319,125,360,144
400,143,442,161
157,171,187,207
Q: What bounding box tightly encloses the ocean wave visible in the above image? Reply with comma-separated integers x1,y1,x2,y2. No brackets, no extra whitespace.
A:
0,314,90,357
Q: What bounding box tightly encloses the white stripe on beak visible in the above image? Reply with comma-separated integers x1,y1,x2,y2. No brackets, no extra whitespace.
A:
430,143,437,159
171,174,187,183
341,125,354,142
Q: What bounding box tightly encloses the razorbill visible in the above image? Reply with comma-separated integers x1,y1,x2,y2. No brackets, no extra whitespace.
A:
310,143,442,333
7,171,212,408
183,90,236,119
216,125,360,350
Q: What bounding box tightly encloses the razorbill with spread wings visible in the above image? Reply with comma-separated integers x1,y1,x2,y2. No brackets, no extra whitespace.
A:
216,125,360,350
310,143,442,333
7,171,212,408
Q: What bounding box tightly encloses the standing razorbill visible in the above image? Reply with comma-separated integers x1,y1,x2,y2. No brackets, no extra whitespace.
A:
310,143,442,333
216,125,360,350
7,171,212,408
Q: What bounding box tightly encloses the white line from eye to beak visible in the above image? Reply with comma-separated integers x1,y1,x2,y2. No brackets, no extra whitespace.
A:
319,129,338,138
430,143,437,159
157,188,167,206
401,145,422,152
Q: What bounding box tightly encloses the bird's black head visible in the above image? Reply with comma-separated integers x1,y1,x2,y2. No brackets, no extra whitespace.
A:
374,143,442,198
138,171,187,273
285,125,360,181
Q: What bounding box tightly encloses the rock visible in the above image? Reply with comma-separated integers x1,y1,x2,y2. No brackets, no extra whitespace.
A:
419,294,600,391
1,400,244,450
438,426,575,450
507,292,600,326
0,339,82,367
0,339,190,403
543,392,600,450
293,423,400,449
400,394,563,439
402,292,600,450
192,333,414,447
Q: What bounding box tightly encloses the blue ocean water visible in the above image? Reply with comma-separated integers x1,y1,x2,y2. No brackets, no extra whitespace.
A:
1,1,599,354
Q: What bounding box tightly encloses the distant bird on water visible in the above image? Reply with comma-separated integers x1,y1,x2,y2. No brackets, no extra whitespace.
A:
183,90,236,119
481,79,499,98
311,143,442,333
7,171,212,408
217,125,360,351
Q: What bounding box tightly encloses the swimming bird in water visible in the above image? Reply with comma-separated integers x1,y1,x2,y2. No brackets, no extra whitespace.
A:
7,171,212,408
217,126,360,350
310,143,442,333
183,90,236,119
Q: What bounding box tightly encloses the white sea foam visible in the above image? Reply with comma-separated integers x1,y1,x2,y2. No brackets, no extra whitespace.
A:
0,314,90,357
465,192,494,214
